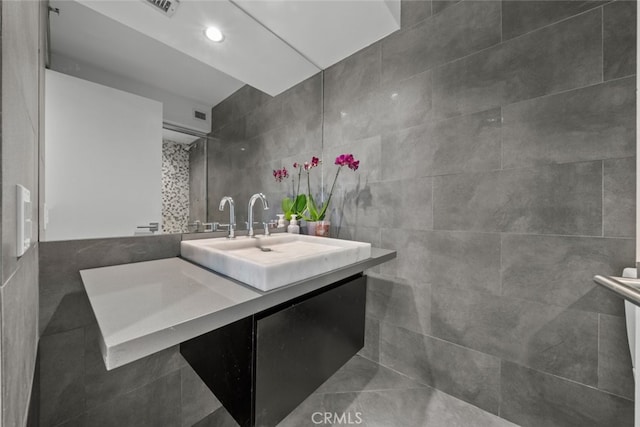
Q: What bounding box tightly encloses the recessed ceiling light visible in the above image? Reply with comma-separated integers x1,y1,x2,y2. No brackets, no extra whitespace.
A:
205,26,224,42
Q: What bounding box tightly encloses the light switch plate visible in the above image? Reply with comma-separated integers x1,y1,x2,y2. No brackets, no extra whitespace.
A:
16,184,31,257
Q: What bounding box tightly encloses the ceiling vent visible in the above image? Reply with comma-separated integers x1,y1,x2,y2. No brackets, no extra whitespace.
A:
143,0,180,17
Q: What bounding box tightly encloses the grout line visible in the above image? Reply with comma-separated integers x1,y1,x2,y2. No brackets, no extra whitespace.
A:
602,160,605,238
601,5,605,83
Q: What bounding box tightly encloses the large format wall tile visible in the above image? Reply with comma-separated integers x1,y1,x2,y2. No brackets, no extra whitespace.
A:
604,157,636,238
400,0,432,28
380,229,501,294
84,372,182,427
603,0,637,81
324,43,381,114
433,161,603,235
598,314,634,400
433,9,602,119
502,78,635,168
501,234,634,309
84,324,185,410
181,365,223,427
1,246,39,427
381,108,501,181
39,329,85,427
379,323,501,414
500,361,633,427
323,70,432,146
431,286,599,385
367,275,431,335
502,0,607,41
382,0,501,83
39,235,181,334
211,85,270,132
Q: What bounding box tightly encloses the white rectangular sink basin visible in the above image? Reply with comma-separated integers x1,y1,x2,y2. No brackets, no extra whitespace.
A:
181,234,372,291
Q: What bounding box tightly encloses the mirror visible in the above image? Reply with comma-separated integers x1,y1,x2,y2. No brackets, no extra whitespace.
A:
44,0,383,240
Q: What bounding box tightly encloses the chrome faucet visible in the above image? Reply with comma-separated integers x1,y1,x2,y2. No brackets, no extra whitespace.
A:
248,193,269,237
219,196,235,238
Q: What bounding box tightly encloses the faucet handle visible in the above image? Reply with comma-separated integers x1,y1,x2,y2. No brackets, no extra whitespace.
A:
262,222,271,237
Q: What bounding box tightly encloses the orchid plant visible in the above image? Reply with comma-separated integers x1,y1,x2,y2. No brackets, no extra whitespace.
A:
273,164,306,221
302,153,360,222
274,154,360,222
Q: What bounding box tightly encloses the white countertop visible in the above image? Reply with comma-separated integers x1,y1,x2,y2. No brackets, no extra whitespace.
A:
80,248,395,370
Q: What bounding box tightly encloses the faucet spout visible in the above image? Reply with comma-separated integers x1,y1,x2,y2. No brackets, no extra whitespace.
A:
248,193,269,237
219,196,235,238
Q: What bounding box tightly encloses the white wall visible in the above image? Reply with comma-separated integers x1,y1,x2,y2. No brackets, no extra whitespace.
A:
44,69,163,241
51,53,212,133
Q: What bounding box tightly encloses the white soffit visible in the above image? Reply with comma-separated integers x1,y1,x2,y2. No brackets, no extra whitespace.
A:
232,0,401,69
77,0,321,96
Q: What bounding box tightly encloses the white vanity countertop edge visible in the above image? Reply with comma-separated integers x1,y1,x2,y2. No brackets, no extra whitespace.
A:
81,247,396,370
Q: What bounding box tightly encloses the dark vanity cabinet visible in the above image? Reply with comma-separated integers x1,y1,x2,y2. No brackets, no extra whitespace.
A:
180,274,367,427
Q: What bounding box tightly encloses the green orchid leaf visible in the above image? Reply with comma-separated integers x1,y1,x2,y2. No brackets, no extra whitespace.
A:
281,197,293,213
293,194,307,214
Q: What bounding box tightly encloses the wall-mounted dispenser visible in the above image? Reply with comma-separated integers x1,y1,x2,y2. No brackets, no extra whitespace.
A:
16,184,31,257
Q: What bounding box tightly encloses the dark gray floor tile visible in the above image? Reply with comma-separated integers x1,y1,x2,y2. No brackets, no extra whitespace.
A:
39,329,85,427
278,392,362,427
315,355,426,394
324,43,381,114
192,407,239,427
433,9,602,119
358,387,517,426
401,0,432,28
84,372,181,427
502,0,607,41
433,161,603,235
598,314,634,400
604,0,636,80
181,365,222,427
502,78,635,168
84,324,184,410
383,1,500,83
379,323,501,414
431,287,599,385
381,108,501,180
367,275,431,335
501,234,634,309
604,157,636,238
501,361,633,427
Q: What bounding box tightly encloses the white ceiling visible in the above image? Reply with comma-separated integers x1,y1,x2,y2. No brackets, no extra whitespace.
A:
49,0,245,108
49,0,400,117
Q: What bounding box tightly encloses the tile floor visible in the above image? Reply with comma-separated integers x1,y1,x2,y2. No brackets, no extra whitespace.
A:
196,355,518,427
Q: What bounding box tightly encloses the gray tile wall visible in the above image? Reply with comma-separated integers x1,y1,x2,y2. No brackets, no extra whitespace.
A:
209,1,637,425
37,235,229,426
1,1,43,426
